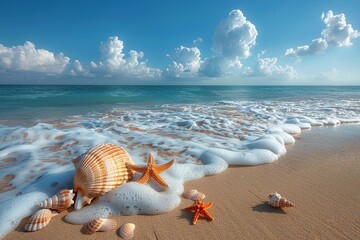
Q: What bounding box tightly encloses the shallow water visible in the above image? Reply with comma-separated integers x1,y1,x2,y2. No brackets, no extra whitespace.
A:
0,85,359,237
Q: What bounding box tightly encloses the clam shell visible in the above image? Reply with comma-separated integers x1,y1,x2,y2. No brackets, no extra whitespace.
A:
183,189,206,201
36,189,75,211
183,189,198,199
118,223,135,239
24,209,58,232
190,192,206,201
73,144,134,210
83,218,117,234
268,192,295,208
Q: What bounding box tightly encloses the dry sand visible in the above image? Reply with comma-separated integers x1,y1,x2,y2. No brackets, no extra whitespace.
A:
5,125,360,240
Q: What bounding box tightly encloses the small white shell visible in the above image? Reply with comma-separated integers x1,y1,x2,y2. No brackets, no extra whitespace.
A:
36,189,75,211
183,189,198,199
183,189,206,201
83,218,117,234
118,223,135,239
24,209,58,232
268,192,295,208
190,192,206,201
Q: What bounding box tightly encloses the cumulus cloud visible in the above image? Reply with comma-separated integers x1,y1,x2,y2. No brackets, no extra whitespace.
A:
213,9,258,58
285,10,359,58
252,57,296,79
0,41,70,74
67,36,161,80
88,36,161,78
163,46,202,77
321,10,359,47
201,9,257,77
199,56,243,77
285,38,328,57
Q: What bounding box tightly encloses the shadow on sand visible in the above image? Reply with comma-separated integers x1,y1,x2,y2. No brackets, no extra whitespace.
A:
251,201,286,214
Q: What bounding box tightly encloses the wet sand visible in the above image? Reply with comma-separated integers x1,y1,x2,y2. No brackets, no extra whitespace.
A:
5,124,360,240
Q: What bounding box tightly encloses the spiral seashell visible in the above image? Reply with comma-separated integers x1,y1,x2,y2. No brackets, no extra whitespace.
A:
73,144,134,210
268,192,295,208
36,189,75,211
83,218,117,234
24,209,58,232
118,223,135,239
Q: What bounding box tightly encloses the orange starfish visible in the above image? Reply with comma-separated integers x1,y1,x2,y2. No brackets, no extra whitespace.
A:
184,199,214,224
126,153,174,187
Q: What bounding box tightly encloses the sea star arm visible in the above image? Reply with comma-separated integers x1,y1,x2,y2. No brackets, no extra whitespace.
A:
203,202,213,209
137,169,151,184
184,205,198,211
151,169,170,187
154,159,175,173
201,210,214,221
126,162,146,173
192,211,200,224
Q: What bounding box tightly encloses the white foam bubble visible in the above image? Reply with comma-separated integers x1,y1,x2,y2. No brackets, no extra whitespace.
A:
0,192,48,237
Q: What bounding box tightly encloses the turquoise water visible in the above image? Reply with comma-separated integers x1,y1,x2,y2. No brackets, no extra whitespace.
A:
1,85,360,122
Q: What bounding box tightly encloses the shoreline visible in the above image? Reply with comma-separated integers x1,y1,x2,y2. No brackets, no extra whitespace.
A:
5,124,360,239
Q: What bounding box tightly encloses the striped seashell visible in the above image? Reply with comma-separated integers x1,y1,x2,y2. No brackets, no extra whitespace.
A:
83,218,117,234
73,143,134,210
268,192,295,208
36,189,75,211
24,209,58,232
118,223,135,239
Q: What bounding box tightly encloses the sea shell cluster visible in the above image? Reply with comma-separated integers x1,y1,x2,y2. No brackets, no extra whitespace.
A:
72,143,134,210
183,189,206,201
268,192,295,208
24,188,75,232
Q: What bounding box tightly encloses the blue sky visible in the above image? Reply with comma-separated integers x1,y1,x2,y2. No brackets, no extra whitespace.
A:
0,0,359,84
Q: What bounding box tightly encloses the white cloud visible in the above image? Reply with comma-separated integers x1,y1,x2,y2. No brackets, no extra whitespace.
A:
70,59,93,77
91,36,161,78
0,41,70,74
252,57,296,79
193,37,203,45
199,56,243,77
163,46,202,78
285,38,328,57
321,10,359,47
201,9,257,77
212,9,258,58
285,10,359,58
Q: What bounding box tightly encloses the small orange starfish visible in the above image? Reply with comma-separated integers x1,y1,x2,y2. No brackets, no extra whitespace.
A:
126,153,174,187
184,199,214,224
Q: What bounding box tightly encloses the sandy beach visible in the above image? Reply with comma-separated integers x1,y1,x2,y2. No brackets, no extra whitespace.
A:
5,124,360,240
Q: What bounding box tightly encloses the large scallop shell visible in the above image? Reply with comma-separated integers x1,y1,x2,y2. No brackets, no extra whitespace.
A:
36,189,75,211
268,192,295,208
73,144,134,210
24,209,58,232
118,223,135,239
83,218,117,234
